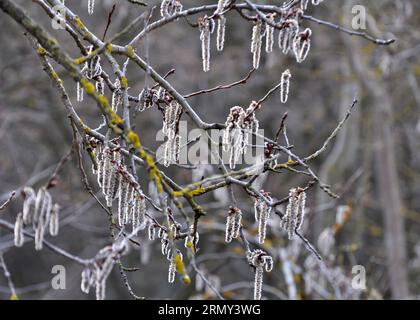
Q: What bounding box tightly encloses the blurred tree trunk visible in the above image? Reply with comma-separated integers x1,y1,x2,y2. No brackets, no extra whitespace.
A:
342,10,409,297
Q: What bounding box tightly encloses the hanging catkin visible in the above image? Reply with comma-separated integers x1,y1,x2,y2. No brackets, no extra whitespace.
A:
247,249,273,300
293,28,312,63
199,17,213,72
251,19,263,69
216,15,226,52
281,188,307,239
254,191,272,244
265,14,275,53
280,69,291,104
88,0,95,15
14,212,24,247
225,207,242,243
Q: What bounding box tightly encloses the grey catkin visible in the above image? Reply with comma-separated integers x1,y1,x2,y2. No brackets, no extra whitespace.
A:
14,212,24,247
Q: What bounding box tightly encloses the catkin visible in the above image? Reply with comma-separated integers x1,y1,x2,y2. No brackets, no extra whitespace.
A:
34,224,44,251
162,100,182,166
168,259,176,283
278,19,298,54
14,212,24,247
254,265,264,300
281,188,307,239
216,15,226,51
19,186,60,250
225,206,242,242
49,204,60,236
148,223,156,240
280,69,291,104
254,192,272,244
247,249,273,300
111,78,121,112
223,105,259,169
88,0,95,15
251,19,263,69
22,187,36,224
293,28,312,63
81,268,92,294
265,14,275,53
76,81,84,102
200,18,211,72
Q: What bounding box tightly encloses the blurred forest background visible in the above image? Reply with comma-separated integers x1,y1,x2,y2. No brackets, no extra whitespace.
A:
0,0,419,300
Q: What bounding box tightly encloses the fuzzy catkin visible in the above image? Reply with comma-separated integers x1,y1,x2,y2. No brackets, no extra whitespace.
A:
251,20,263,69
247,249,273,300
14,212,24,247
254,194,272,244
278,20,298,54
168,259,176,283
216,15,226,52
76,81,84,102
265,15,275,53
148,223,156,240
34,224,44,251
280,69,291,104
200,20,211,72
281,188,307,239
22,187,36,224
254,265,264,300
49,204,59,236
293,28,312,63
88,0,95,15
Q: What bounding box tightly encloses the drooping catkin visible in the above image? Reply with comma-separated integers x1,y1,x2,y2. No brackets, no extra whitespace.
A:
111,78,121,112
225,206,242,243
199,17,212,72
223,105,260,169
162,100,182,167
132,192,146,233
22,187,36,224
251,19,263,69
19,186,60,250
148,223,156,240
76,81,84,102
278,19,299,54
88,0,95,15
293,28,312,63
168,258,176,283
14,212,24,247
34,224,44,251
216,15,226,52
247,249,273,300
84,240,129,300
49,204,60,236
95,77,104,95
281,188,307,239
254,191,272,244
254,265,264,300
265,14,275,53
280,69,291,103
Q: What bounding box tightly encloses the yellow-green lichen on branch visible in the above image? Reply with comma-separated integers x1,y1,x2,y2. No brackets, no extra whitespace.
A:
172,186,206,198
80,78,95,94
127,130,141,149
